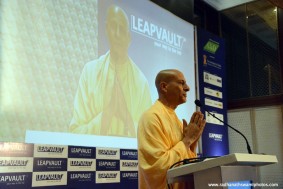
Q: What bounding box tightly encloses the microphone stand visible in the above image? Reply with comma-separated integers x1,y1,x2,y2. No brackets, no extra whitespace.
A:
195,100,253,154
205,110,253,154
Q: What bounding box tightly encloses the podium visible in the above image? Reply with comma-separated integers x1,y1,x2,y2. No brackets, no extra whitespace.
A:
167,153,278,189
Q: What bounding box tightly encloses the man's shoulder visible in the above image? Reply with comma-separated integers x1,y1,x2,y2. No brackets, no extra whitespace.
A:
142,101,164,117
81,54,110,77
84,53,108,68
139,102,166,128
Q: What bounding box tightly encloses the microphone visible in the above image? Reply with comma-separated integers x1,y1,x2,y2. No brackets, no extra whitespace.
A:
195,99,253,154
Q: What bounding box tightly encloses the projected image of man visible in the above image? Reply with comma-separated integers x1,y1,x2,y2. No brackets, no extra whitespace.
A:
69,5,152,137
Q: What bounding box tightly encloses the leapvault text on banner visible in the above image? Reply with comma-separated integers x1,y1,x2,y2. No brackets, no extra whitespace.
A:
32,171,67,187
34,144,68,158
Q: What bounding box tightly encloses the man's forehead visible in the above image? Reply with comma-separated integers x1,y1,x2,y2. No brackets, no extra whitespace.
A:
172,71,185,78
108,16,127,24
167,72,186,82
107,12,128,26
156,69,185,81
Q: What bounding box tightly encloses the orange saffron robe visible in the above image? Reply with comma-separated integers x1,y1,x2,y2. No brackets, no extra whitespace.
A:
138,100,196,189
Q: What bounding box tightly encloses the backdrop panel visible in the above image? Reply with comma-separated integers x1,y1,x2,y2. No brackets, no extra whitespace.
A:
0,142,138,189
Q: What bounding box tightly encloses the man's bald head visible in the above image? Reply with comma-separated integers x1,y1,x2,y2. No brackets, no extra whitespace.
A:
155,69,190,109
106,5,129,28
106,5,131,60
155,69,182,92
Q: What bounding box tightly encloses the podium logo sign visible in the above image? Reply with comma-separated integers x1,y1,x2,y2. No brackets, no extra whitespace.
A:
209,133,223,142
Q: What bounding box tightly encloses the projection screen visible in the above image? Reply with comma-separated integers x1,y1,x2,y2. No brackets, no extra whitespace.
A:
0,0,196,149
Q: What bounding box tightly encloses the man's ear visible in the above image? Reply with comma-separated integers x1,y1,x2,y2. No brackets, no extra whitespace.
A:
160,81,168,93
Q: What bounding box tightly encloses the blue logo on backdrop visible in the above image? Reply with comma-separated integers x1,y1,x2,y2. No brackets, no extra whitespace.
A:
121,171,138,188
0,173,32,189
67,172,96,188
96,160,120,171
68,146,96,159
120,149,138,160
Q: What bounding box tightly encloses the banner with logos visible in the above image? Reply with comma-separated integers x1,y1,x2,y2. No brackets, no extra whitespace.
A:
0,142,138,189
197,28,229,156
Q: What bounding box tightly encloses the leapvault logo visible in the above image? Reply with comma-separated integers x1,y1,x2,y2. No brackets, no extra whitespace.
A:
0,174,26,182
98,173,117,179
96,148,119,159
121,150,137,156
71,147,92,154
120,160,138,171
36,174,63,181
122,161,138,167
70,160,93,167
0,143,28,152
131,15,186,50
0,157,33,172
32,172,67,187
209,133,223,141
122,172,138,179
0,143,33,157
34,145,67,158
70,173,92,179
121,150,138,160
69,146,95,158
37,146,64,153
130,15,186,55
98,149,117,156
97,160,118,171
96,171,120,183
98,161,116,167
37,160,63,166
68,158,95,171
0,160,28,166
